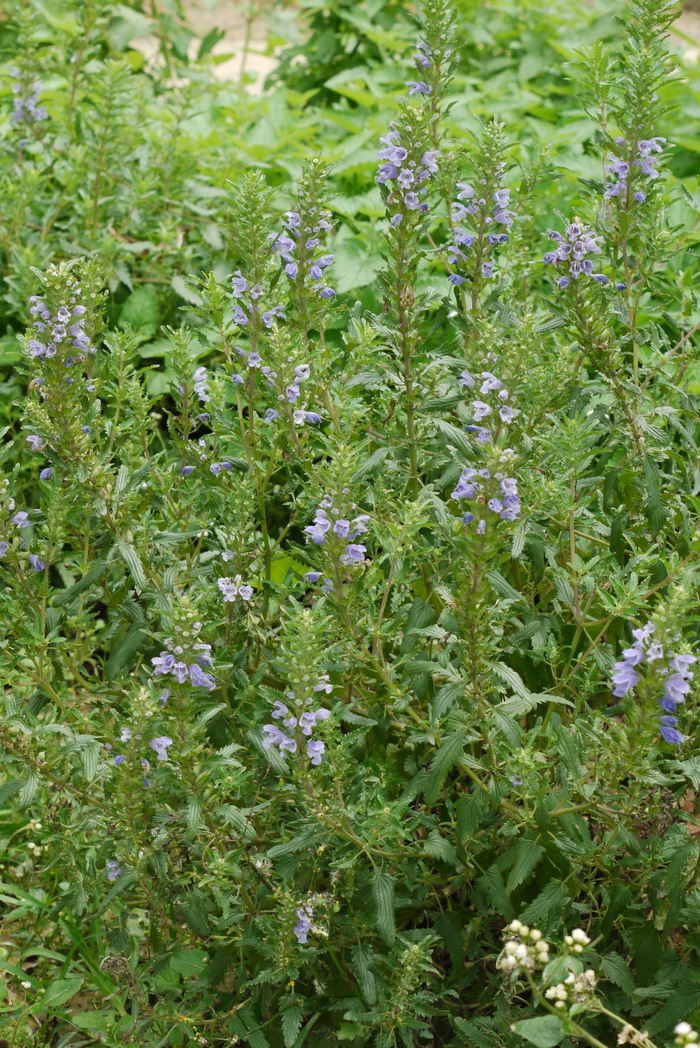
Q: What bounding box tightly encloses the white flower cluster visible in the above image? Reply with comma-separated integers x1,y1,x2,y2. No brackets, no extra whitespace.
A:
563,928,591,953
675,1023,700,1048
545,969,597,1009
497,919,549,973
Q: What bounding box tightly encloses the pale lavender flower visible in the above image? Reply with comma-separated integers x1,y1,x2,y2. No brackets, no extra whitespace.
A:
189,664,216,690
28,554,44,572
294,906,313,944
106,860,123,881
148,736,173,761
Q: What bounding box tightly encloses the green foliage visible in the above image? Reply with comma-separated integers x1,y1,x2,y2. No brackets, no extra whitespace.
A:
0,0,698,1046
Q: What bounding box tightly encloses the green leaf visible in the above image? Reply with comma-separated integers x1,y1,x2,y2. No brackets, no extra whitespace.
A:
512,1016,565,1048
119,285,160,336
31,976,83,1012
600,952,636,995
52,561,106,606
281,1004,304,1048
352,945,377,1004
520,881,571,924
456,793,485,843
115,540,148,592
424,731,464,804
171,275,203,305
505,839,545,894
170,948,208,978
372,870,395,946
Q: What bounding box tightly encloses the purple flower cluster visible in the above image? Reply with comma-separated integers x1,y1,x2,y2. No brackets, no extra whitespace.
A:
2,501,45,571
412,37,433,70
376,122,439,220
450,467,521,532
26,435,55,482
262,674,333,766
611,622,696,745
231,271,285,329
458,370,517,443
106,860,123,881
448,171,513,283
604,136,666,204
270,209,335,299
304,495,369,565
303,570,334,594
11,68,47,125
112,729,173,787
231,348,322,429
179,436,236,478
26,296,91,361
151,629,216,691
543,221,607,289
217,574,253,602
294,905,313,944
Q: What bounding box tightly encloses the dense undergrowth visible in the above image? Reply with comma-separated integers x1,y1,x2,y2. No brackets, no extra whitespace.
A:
0,0,699,1045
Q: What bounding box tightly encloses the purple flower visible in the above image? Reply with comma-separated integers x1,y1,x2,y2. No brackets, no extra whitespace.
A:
307,739,325,765
659,715,684,745
189,664,216,690
472,400,492,422
106,861,124,881
611,660,639,697
231,272,248,297
341,544,366,565
28,554,44,572
304,571,323,583
294,906,313,944
406,80,431,95
148,736,173,761
662,674,691,706
114,755,126,766
26,435,44,451
264,409,280,422
670,654,696,674
152,652,175,675
0,543,8,557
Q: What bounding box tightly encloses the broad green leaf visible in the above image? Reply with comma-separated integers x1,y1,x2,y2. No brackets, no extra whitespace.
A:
512,1017,565,1048
31,976,83,1012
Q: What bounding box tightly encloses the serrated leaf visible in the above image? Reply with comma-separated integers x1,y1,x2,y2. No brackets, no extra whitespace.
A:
600,952,636,995
372,870,395,946
424,731,464,804
115,540,148,592
119,285,160,336
281,1004,304,1048
18,772,39,807
505,838,545,894
520,880,571,924
52,561,106,606
352,945,377,1004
